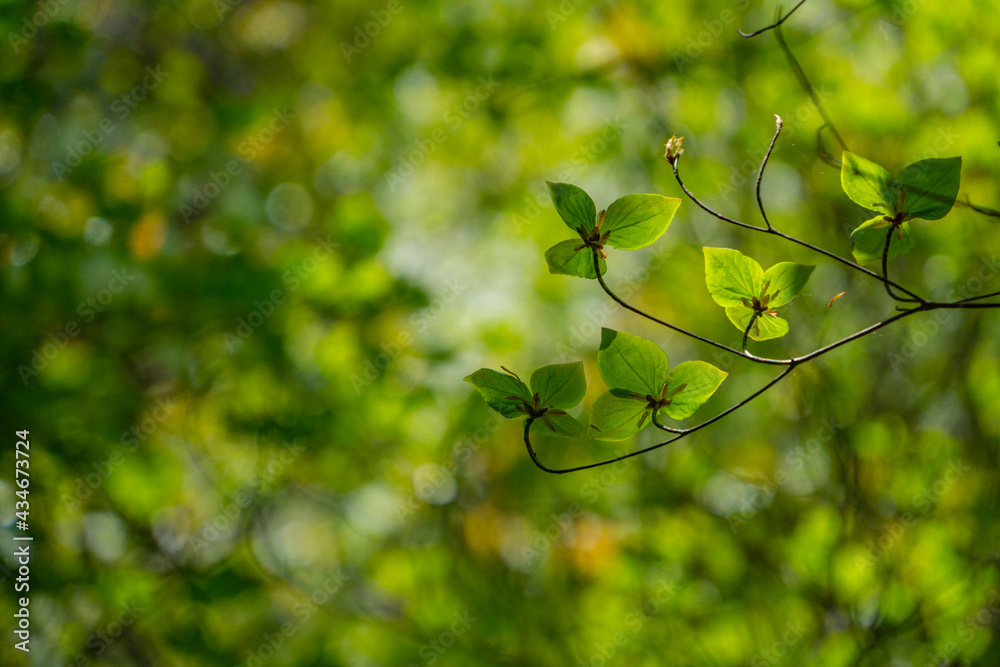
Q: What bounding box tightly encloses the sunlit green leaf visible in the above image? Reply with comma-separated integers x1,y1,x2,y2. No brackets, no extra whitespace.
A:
704,247,764,307
761,262,815,308
546,181,596,233
588,391,650,441
544,240,606,279
841,151,897,213
725,306,790,341
464,368,531,418
896,157,962,221
602,194,681,250
598,328,668,395
661,361,728,420
530,362,586,410
850,216,915,265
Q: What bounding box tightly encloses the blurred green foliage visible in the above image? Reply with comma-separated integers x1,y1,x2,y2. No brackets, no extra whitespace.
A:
2,0,1000,665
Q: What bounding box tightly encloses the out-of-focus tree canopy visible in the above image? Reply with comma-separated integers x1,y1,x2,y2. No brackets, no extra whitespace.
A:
2,0,1000,664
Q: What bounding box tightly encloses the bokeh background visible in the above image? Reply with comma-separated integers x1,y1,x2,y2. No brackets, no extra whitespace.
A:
2,0,1000,664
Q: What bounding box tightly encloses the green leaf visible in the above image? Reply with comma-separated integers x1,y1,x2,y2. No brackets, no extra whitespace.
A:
850,216,915,265
530,412,583,438
703,247,764,307
546,181,596,233
602,194,681,251
725,306,789,341
841,152,897,213
761,262,815,308
464,369,531,418
896,157,961,221
588,391,650,441
597,328,668,395
544,240,606,279
530,362,586,410
661,361,728,420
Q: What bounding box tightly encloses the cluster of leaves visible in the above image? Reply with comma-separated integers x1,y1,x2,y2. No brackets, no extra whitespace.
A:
464,328,728,441
468,152,963,447
543,182,680,279
704,248,814,341
841,152,962,264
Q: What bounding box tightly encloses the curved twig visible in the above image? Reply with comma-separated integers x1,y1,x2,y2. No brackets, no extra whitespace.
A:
742,313,758,353
755,116,783,230
738,0,809,38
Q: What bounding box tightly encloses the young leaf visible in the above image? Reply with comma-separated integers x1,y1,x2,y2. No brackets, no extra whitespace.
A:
761,262,815,308
703,247,764,307
530,412,583,438
841,152,896,213
464,369,532,418
598,328,669,395
588,391,650,441
545,240,606,279
850,216,915,265
546,181,596,233
661,361,728,420
530,362,586,410
725,306,789,341
602,194,681,251
896,157,961,221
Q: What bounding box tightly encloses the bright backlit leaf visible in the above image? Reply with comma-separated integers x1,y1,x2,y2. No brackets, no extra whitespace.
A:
661,361,728,420
602,194,681,251
841,152,897,213
530,362,586,410
725,306,790,342
704,247,764,307
761,262,816,308
598,328,668,395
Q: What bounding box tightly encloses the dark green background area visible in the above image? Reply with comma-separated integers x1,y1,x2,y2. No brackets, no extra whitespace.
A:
2,0,1000,664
